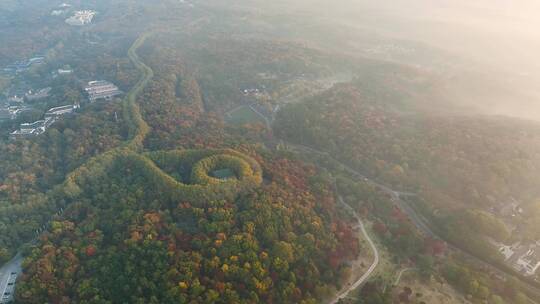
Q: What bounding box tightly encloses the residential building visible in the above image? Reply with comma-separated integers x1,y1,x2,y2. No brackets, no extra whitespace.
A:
10,103,78,139
498,244,515,260
58,68,73,75
45,104,79,118
0,106,22,120
10,117,56,139
499,197,523,218
4,56,45,73
84,80,122,102
6,61,31,72
28,56,45,65
25,87,52,101
515,248,540,276
65,10,97,26
7,95,24,103
497,242,540,276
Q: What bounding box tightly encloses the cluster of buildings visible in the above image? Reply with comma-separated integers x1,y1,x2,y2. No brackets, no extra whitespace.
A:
0,106,24,121
84,80,122,102
65,10,96,26
3,56,45,74
4,79,121,140
490,198,523,218
241,86,268,98
25,87,52,102
9,118,56,139
9,104,79,139
5,87,51,104
489,198,540,277
1,13,119,140
51,3,71,16
497,241,540,277
51,67,74,78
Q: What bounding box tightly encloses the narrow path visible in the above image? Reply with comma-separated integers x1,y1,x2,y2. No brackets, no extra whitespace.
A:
329,192,379,304
393,268,415,286
248,104,271,129
123,32,154,150
63,32,153,194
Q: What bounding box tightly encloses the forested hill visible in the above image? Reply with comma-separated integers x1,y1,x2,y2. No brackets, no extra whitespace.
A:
12,34,360,304
275,81,540,210
275,80,540,258
4,0,540,303
17,147,358,303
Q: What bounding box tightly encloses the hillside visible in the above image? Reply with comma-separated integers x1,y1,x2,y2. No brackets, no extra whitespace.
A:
275,80,540,257
8,33,361,304
3,0,540,303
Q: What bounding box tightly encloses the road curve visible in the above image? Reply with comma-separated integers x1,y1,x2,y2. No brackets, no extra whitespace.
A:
0,32,156,302
284,142,540,302
329,194,379,304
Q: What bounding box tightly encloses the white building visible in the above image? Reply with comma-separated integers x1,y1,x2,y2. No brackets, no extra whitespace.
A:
497,242,540,276
65,10,96,26
515,248,540,276
84,80,122,102
58,68,73,75
0,106,23,120
499,244,516,261
25,87,52,101
45,104,79,118
8,95,24,103
10,117,56,139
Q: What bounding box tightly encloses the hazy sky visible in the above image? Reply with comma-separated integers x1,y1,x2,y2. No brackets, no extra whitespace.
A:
288,0,540,119
327,0,540,73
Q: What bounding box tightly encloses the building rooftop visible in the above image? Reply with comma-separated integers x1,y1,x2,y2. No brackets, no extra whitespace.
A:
26,87,52,101
65,10,96,26
45,104,79,117
85,80,122,102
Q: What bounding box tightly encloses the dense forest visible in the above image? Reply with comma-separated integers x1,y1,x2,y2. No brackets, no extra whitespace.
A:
0,101,127,263
5,29,361,303
3,0,540,303
275,82,540,209
17,148,357,303
274,81,540,253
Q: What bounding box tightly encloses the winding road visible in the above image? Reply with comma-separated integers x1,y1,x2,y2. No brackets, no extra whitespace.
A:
0,32,155,301
329,194,379,304
284,142,540,302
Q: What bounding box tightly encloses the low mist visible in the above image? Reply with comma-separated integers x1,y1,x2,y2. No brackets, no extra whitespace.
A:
273,0,540,120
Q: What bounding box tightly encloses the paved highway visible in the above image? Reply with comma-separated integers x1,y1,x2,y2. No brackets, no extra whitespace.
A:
0,254,22,304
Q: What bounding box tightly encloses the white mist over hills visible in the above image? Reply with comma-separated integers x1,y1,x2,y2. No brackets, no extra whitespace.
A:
264,0,540,119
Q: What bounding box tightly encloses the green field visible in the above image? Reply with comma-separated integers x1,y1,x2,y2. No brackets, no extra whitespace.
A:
226,106,266,125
